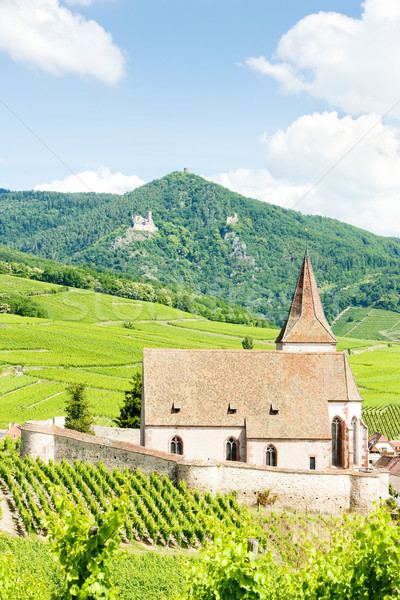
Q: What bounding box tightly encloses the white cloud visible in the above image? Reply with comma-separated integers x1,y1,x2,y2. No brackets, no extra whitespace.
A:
35,167,145,194
64,0,111,5
246,0,400,117
64,1,94,5
207,112,400,237
0,0,125,84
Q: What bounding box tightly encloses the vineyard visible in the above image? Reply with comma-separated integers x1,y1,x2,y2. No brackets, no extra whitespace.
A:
362,405,400,440
0,441,358,569
332,307,400,342
0,442,248,548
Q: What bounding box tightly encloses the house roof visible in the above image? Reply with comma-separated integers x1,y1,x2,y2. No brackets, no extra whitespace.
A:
2,424,21,440
368,432,389,448
143,349,362,440
375,455,400,476
275,251,337,345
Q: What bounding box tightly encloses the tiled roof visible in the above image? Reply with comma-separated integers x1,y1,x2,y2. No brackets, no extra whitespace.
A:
276,252,337,344
143,349,362,440
368,432,389,448
3,424,21,440
375,455,400,476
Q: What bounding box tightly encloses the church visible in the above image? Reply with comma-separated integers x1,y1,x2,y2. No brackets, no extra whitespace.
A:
140,251,368,471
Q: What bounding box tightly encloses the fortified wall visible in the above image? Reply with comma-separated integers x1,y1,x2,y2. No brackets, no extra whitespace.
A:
20,423,388,514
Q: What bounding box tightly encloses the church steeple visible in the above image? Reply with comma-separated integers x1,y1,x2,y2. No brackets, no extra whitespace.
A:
275,251,337,352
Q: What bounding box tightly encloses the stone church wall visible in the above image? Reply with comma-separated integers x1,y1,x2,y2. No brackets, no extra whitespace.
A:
144,426,246,462
247,439,331,471
179,461,387,513
20,424,388,514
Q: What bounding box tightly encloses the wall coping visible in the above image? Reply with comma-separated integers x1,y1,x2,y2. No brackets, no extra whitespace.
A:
178,458,381,477
20,423,181,463
20,422,381,478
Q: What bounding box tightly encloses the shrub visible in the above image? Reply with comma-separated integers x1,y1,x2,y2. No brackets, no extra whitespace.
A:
242,336,254,350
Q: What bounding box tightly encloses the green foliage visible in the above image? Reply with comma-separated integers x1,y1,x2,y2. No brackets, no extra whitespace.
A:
65,384,94,434
188,529,274,600
333,307,400,342
187,508,400,600
114,372,142,428
1,172,400,324
389,483,395,497
0,291,48,318
0,547,51,599
242,336,254,350
0,533,188,600
47,492,126,600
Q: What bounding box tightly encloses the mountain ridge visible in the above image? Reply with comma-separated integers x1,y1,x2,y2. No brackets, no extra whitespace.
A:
1,171,399,323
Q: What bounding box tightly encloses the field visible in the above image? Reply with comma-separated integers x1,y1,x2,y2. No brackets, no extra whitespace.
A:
332,306,400,342
0,441,365,600
1,274,400,437
349,345,400,438
0,532,187,600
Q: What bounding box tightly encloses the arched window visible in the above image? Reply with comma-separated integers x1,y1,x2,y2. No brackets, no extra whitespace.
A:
352,416,358,466
226,437,238,461
266,445,277,467
332,417,343,467
170,436,183,455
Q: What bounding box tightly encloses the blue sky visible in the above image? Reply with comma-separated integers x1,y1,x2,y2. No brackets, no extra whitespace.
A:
1,0,400,237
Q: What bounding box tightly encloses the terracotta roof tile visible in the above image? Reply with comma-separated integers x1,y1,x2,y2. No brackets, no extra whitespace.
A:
276,252,337,344
143,349,362,440
375,455,400,476
368,432,388,447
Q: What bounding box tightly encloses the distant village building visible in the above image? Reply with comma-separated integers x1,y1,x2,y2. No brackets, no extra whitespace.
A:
131,211,158,232
368,432,396,458
375,454,400,492
226,213,238,225
0,423,21,441
141,251,368,470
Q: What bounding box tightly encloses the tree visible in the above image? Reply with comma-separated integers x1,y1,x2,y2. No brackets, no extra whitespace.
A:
242,335,254,349
65,384,94,434
114,372,142,428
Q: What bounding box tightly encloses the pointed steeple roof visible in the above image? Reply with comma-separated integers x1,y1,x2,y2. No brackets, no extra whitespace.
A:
275,251,337,345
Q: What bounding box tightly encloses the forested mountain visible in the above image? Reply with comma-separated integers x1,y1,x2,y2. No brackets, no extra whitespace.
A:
1,171,400,324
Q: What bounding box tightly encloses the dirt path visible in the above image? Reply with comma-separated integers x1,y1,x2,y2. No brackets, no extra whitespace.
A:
351,343,388,355
162,321,276,344
95,318,206,326
0,382,38,397
27,390,64,409
331,306,350,326
0,486,17,535
342,308,375,338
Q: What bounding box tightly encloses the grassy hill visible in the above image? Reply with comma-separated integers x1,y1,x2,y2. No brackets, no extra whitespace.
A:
1,171,400,324
0,273,398,437
332,307,400,342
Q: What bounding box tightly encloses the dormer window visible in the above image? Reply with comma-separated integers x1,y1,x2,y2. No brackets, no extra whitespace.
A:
269,403,279,415
171,401,181,413
228,402,237,414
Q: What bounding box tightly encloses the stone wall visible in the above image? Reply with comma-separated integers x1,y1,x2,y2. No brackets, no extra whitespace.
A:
19,423,388,514
21,424,178,480
178,461,388,513
26,419,140,446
